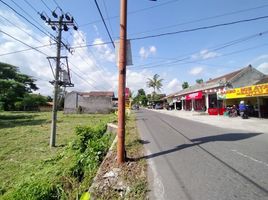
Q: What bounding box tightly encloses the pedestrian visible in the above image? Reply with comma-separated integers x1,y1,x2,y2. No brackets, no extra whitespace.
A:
239,100,248,119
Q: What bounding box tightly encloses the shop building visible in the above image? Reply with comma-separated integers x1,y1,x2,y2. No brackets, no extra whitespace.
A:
166,65,267,115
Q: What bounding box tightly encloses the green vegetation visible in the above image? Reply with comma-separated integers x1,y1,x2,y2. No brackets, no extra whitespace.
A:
0,111,116,199
0,62,38,111
147,74,164,101
91,113,148,199
182,81,189,89
132,88,148,106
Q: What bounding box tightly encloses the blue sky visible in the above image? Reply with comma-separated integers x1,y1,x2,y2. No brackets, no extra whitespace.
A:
1,0,268,96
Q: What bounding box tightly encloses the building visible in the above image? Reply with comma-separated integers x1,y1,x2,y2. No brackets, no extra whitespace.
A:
166,65,267,115
39,102,53,112
64,91,115,114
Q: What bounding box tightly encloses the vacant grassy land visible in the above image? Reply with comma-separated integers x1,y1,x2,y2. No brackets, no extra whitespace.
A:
0,111,116,199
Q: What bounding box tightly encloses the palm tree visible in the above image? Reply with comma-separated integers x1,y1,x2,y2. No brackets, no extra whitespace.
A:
147,74,163,95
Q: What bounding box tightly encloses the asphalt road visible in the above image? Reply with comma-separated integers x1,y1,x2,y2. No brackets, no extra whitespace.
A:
136,109,268,200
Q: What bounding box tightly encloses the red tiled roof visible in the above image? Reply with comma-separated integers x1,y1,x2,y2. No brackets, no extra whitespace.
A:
79,91,114,97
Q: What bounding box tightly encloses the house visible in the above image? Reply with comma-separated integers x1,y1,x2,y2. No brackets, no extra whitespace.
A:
39,102,53,112
166,65,266,115
64,91,115,114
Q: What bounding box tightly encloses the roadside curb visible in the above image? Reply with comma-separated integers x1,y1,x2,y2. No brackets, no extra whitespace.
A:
88,123,118,198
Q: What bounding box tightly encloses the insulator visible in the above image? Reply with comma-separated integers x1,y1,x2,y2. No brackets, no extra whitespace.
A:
63,24,69,32
40,14,46,21
65,14,71,21
52,11,58,18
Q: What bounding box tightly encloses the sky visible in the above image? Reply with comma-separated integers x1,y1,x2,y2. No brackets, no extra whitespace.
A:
1,0,268,97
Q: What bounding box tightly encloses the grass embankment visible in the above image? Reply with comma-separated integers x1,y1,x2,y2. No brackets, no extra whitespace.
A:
91,113,148,199
0,111,116,199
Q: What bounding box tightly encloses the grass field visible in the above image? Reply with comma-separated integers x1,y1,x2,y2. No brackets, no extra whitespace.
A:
0,111,116,199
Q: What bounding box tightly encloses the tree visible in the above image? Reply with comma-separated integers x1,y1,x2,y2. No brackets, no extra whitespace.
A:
0,62,38,110
133,88,148,106
182,81,189,89
196,78,204,84
147,74,163,95
18,94,47,111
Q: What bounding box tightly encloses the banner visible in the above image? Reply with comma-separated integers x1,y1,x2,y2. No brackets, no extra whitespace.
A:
185,91,203,100
225,83,268,99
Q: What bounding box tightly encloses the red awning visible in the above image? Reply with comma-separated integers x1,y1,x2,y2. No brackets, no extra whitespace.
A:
185,91,203,100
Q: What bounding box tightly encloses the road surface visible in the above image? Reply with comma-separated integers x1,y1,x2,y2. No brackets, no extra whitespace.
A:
136,109,268,200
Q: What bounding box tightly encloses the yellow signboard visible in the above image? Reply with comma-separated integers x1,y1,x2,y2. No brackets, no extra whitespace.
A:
225,83,268,99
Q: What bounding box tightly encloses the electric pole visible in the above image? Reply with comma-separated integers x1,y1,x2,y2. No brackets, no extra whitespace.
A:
117,0,127,164
40,9,77,147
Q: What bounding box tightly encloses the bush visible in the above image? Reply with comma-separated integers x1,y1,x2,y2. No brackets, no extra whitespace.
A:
70,123,112,182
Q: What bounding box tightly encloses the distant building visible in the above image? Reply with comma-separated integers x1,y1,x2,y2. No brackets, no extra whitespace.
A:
39,102,53,112
64,91,115,114
165,65,268,117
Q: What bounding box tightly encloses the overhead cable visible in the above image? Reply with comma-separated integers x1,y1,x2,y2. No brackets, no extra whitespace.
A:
130,15,268,41
93,0,115,48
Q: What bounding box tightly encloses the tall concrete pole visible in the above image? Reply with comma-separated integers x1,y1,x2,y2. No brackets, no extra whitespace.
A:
117,0,127,164
50,16,63,147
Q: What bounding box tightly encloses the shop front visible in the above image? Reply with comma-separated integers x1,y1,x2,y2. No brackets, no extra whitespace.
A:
223,83,268,118
185,91,205,111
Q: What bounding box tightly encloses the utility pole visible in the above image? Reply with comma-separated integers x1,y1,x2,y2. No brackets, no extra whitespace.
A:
117,0,127,164
50,15,62,147
40,9,77,147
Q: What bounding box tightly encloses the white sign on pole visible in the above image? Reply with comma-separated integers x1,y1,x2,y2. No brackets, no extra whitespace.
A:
115,39,133,67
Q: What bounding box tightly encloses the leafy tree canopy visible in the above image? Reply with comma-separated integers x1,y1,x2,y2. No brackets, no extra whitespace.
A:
0,62,38,110
147,74,163,96
182,81,189,89
133,88,147,106
196,78,204,84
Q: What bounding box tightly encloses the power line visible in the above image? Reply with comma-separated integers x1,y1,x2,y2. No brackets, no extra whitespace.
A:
0,29,56,75
52,0,61,8
129,3,268,36
71,41,113,49
69,68,104,90
0,0,53,39
133,43,268,70
130,30,268,69
102,0,114,37
0,13,43,44
80,0,180,27
0,43,55,57
0,29,50,57
23,0,39,13
41,0,53,12
93,0,115,48
130,15,268,41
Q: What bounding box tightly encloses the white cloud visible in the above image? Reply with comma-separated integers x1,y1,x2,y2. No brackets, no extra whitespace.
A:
166,78,181,94
249,54,268,74
0,10,118,96
257,63,268,74
189,66,204,76
192,49,220,60
126,69,153,94
139,45,157,59
92,38,115,62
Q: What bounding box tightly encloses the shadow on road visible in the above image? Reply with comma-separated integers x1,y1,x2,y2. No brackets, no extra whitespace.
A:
136,132,262,160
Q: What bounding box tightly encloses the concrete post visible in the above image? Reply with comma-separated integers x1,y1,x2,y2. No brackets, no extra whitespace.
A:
257,97,261,118
181,99,184,111
191,99,194,111
205,93,209,113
